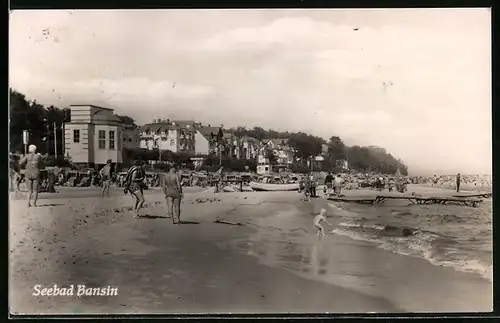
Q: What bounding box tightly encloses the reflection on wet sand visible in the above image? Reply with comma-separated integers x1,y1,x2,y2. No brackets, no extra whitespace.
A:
233,228,334,280
311,243,330,276
229,221,380,297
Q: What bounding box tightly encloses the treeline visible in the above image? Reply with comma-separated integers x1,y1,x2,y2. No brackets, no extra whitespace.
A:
10,89,70,155
226,126,408,175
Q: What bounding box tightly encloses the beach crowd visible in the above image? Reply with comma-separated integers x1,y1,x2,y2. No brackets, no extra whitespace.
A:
9,145,491,228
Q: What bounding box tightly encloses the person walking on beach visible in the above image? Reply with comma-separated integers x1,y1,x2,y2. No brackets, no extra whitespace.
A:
18,145,42,207
303,175,311,202
309,173,317,198
456,173,461,192
324,171,334,195
99,159,113,198
124,160,147,218
160,164,183,224
334,174,343,196
313,208,332,237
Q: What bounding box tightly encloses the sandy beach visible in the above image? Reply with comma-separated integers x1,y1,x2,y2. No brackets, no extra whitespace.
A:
9,186,492,315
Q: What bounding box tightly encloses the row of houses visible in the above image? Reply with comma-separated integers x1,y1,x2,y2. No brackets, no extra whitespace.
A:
63,104,323,173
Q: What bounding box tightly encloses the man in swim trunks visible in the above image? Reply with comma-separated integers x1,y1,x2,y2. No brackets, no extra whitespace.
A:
313,208,332,237
160,164,183,224
303,175,311,202
125,160,147,217
99,159,113,198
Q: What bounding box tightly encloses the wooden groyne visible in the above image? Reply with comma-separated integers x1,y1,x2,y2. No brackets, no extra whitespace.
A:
328,194,483,207
452,193,492,199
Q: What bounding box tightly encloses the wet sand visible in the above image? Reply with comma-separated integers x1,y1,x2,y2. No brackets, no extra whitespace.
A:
9,188,492,314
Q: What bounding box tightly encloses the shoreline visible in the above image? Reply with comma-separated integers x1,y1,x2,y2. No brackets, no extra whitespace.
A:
9,189,492,314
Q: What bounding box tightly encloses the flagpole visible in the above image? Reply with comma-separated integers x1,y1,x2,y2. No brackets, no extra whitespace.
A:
219,143,222,166
54,122,58,159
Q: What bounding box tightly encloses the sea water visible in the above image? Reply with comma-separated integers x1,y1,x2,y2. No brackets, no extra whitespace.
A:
328,199,492,283
226,193,492,284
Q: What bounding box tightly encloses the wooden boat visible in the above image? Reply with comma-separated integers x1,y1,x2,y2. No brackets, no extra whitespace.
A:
249,181,300,192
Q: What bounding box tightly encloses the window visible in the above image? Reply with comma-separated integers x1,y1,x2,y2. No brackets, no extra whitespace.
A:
109,131,115,150
73,130,80,143
98,130,106,149
129,138,132,142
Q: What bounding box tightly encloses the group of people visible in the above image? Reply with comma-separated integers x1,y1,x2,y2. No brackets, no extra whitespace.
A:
411,173,491,191
103,159,184,224
9,146,185,223
298,171,345,202
323,171,344,196
299,174,318,201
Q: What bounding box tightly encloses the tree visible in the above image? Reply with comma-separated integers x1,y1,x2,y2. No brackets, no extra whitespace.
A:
246,126,267,141
288,132,324,163
117,115,136,126
327,136,347,162
264,147,278,166
10,89,67,155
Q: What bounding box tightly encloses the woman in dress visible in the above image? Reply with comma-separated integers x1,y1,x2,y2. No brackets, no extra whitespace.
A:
19,145,42,207
160,164,183,224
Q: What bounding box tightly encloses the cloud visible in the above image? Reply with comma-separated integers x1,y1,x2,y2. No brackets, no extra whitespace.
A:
9,9,491,174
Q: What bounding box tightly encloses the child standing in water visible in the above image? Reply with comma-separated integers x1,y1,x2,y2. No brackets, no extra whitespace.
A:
313,208,332,237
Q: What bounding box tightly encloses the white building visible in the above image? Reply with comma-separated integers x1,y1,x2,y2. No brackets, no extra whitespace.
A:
63,105,125,167
195,126,220,156
257,138,294,172
139,119,197,154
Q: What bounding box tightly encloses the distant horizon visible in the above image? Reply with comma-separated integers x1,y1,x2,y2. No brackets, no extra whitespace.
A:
10,9,492,175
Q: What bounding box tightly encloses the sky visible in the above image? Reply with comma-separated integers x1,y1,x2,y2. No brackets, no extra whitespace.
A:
10,9,492,175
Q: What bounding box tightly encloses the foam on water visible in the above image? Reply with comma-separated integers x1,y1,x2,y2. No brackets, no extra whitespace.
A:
330,202,493,283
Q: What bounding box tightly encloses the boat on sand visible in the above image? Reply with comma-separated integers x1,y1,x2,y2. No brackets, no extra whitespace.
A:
249,182,300,192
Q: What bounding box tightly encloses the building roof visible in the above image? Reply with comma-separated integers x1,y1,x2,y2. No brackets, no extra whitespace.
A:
263,138,289,147
172,120,196,129
70,104,114,111
197,126,221,141
101,114,122,122
241,136,259,143
139,120,199,134
139,123,169,133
